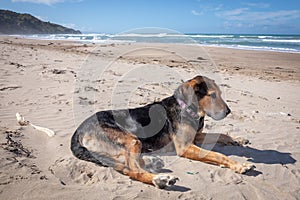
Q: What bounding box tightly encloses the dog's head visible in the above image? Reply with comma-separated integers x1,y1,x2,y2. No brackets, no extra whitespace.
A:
174,75,231,120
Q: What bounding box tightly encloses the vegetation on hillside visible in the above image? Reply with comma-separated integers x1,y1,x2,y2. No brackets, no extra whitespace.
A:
0,10,81,34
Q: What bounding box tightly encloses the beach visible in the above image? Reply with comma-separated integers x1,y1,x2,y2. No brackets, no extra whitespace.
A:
0,35,300,199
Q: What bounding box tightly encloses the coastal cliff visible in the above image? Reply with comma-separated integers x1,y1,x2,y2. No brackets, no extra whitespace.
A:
0,10,81,34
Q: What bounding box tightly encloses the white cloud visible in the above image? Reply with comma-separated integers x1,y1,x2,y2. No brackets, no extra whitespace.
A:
217,8,300,32
191,10,203,16
11,0,82,5
197,4,223,12
223,21,254,29
217,9,300,25
217,8,249,20
253,10,300,22
242,2,270,9
12,0,64,5
214,4,223,11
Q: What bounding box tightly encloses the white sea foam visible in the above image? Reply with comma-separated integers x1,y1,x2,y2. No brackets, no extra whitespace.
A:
20,34,135,44
115,33,172,37
189,35,234,38
262,39,300,43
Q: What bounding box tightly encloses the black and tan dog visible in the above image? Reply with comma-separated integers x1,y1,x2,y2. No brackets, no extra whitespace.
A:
71,75,255,189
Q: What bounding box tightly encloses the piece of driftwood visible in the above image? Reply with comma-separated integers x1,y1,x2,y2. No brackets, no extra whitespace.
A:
16,113,55,137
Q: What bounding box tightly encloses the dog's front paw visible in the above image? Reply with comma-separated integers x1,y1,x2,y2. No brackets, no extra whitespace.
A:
152,175,179,189
231,137,250,146
233,163,255,174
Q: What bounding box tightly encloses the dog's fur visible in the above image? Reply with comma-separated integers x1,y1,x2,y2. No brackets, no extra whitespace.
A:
71,75,254,189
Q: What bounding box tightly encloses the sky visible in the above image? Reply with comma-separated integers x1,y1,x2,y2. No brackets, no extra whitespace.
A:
1,0,300,34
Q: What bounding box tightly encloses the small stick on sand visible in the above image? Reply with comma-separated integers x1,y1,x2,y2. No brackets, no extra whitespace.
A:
16,113,55,137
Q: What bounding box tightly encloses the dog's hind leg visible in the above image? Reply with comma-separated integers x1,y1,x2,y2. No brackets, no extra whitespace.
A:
73,124,178,189
120,134,178,189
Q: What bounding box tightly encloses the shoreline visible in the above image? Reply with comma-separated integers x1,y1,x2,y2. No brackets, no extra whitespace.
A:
4,33,300,54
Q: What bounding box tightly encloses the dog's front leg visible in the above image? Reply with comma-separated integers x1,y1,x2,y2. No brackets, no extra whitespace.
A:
194,133,250,146
173,124,254,173
174,141,254,174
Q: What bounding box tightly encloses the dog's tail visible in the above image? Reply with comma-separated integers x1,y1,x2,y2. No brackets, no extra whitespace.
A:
70,130,122,169
70,130,102,165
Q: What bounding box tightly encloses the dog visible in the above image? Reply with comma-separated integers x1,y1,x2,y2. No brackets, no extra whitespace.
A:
71,75,255,189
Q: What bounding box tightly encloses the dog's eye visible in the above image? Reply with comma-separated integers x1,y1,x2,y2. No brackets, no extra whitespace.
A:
208,92,217,99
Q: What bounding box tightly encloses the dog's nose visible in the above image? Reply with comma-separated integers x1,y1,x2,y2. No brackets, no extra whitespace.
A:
226,107,231,115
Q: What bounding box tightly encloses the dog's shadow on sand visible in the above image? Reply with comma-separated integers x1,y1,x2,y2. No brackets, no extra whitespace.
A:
166,185,191,192
163,143,296,191
210,143,297,177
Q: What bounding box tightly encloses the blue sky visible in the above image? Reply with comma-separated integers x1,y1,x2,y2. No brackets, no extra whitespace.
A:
1,0,300,34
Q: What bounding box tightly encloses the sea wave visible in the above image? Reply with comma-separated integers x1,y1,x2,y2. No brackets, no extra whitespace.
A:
204,44,299,53
17,33,300,53
20,34,136,44
114,33,235,38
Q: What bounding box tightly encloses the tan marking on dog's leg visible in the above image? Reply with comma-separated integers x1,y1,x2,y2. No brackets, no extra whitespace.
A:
179,144,254,174
127,139,143,170
121,136,178,188
94,128,178,188
123,169,177,189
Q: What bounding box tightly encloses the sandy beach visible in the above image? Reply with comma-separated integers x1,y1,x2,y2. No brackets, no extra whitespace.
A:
0,36,300,199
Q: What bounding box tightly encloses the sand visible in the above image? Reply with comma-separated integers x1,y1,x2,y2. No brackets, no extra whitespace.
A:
0,36,299,199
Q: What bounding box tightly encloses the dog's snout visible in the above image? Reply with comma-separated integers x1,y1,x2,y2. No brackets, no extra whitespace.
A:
226,107,231,116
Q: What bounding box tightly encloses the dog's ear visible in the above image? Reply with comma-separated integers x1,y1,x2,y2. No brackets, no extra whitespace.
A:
174,77,209,102
174,82,196,103
193,81,208,99
186,77,208,98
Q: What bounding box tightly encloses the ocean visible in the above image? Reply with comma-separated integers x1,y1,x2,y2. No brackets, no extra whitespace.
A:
21,33,300,53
